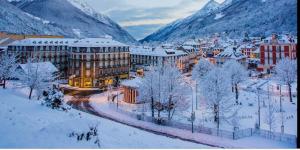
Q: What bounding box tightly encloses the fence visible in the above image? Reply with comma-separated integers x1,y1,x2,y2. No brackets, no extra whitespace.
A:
252,129,297,144
109,104,296,144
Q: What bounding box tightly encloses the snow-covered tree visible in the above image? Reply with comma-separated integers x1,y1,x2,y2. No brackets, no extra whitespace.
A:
18,58,58,99
0,53,19,89
223,60,248,104
191,59,214,81
42,85,70,111
137,60,189,122
191,59,214,108
274,58,297,102
200,67,236,134
162,61,189,120
264,98,277,137
137,66,158,117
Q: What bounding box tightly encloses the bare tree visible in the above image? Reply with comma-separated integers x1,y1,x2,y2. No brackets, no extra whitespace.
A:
274,58,297,102
0,53,19,89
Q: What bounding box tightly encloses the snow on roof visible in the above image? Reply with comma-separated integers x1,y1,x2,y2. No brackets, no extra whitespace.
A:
215,45,246,60
9,37,127,47
121,77,142,88
69,38,128,47
263,34,297,44
9,38,75,46
181,46,194,50
236,43,256,51
183,40,199,46
0,38,16,46
252,47,260,53
130,46,187,57
18,62,58,74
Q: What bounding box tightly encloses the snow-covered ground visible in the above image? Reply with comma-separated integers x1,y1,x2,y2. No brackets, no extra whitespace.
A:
87,76,297,148
88,89,296,148
0,82,210,148
90,77,297,135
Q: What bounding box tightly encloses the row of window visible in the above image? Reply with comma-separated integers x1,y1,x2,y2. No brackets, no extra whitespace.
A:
9,46,68,51
70,46,129,53
72,67,129,77
71,53,129,60
71,60,129,68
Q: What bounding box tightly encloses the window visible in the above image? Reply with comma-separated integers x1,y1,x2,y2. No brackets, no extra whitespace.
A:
86,62,91,68
86,70,90,76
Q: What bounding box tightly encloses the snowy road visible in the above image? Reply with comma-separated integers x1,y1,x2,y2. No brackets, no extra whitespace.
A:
64,89,220,148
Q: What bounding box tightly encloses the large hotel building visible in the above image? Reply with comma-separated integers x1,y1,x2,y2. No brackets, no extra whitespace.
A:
7,36,130,88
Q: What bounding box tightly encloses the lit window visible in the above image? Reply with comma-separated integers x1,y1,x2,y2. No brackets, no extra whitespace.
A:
86,70,90,76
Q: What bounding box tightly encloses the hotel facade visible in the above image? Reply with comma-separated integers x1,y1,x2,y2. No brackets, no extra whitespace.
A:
7,36,130,88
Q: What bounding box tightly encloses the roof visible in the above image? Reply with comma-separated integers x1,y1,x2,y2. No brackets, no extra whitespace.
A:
130,46,187,57
183,40,199,46
181,46,194,50
18,62,58,74
263,34,297,44
9,38,74,46
69,38,128,47
0,38,16,47
215,46,246,60
8,36,128,47
121,77,142,88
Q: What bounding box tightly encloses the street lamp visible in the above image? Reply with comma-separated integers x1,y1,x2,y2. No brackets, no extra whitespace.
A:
256,87,261,129
117,91,119,109
278,83,284,134
185,80,196,133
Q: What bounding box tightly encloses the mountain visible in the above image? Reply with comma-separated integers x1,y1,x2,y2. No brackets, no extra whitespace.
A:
3,0,136,44
0,0,72,36
141,0,297,43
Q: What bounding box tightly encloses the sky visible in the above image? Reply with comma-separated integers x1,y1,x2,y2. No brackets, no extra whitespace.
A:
85,0,225,40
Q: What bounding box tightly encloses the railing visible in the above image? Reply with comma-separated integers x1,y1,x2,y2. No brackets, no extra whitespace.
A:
108,103,296,144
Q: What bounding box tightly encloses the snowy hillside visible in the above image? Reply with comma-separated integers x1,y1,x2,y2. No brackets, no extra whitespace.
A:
3,0,136,44
0,0,73,37
0,82,208,148
141,0,297,43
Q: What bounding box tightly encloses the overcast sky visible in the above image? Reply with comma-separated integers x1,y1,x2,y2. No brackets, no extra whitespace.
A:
84,0,225,40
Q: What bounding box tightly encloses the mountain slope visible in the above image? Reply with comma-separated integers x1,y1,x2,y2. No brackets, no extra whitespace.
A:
5,0,136,44
141,0,297,43
0,0,72,36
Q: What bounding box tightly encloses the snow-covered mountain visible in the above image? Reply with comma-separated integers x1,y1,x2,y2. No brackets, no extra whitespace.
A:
141,0,297,43
2,0,136,44
0,0,73,36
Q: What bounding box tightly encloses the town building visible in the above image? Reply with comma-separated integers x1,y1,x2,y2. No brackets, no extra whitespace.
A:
257,33,297,72
238,43,257,58
7,36,130,89
121,77,141,104
130,46,188,73
7,38,72,78
176,45,201,72
215,45,247,66
182,40,201,49
68,38,130,88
